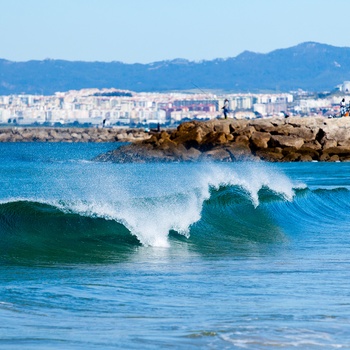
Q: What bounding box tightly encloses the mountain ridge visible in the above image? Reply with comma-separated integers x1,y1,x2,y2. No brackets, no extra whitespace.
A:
1,42,350,95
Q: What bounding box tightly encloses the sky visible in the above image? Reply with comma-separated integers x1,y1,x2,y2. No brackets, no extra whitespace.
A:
1,0,350,63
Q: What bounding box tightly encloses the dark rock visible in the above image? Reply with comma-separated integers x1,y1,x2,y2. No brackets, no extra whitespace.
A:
255,149,284,162
282,152,302,162
300,154,313,162
322,146,350,156
300,140,322,151
225,144,253,160
200,148,232,162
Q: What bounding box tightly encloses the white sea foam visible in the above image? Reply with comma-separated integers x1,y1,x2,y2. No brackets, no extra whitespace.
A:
196,162,297,207
39,162,298,247
52,187,207,248
220,327,343,349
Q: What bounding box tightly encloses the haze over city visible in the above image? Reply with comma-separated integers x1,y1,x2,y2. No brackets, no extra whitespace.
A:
1,0,350,63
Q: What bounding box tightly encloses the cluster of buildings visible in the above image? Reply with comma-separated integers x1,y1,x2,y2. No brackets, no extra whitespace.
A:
0,86,348,128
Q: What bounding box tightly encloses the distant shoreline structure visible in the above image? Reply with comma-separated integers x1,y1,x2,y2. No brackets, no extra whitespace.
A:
0,127,151,143
1,86,350,129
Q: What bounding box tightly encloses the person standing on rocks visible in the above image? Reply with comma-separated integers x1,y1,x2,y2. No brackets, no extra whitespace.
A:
222,99,230,119
340,98,346,117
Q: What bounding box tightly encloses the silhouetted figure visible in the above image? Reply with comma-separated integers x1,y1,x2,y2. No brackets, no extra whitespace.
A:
222,99,229,119
340,98,346,117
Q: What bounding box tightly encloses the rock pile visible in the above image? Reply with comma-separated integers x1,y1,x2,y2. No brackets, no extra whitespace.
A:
95,117,350,162
0,127,150,143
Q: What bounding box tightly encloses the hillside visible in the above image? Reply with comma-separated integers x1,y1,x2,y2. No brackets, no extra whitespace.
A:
1,42,350,94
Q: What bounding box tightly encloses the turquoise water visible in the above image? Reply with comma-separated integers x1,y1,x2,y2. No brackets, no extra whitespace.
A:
1,143,350,349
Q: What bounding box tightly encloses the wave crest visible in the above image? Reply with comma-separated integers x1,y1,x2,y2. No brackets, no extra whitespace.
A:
0,162,301,257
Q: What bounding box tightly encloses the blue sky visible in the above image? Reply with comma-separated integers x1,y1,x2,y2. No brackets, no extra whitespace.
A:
1,0,350,63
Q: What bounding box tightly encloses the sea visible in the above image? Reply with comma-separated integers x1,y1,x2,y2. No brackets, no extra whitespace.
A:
1,142,350,349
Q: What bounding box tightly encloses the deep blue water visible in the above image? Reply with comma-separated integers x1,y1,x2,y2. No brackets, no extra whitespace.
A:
1,142,350,349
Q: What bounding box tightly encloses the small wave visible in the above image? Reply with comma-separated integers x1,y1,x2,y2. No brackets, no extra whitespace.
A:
219,326,345,349
196,162,297,207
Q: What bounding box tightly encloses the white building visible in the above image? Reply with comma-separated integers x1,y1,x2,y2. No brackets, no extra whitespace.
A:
0,108,11,123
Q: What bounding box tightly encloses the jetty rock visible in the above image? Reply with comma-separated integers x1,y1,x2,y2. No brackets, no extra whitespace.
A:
95,117,350,163
0,127,151,143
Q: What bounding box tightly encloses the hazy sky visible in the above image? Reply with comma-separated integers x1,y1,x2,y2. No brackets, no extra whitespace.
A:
1,0,350,63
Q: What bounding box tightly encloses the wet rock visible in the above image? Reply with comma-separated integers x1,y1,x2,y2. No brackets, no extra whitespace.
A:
300,154,313,162
254,148,284,162
199,148,232,162
282,152,302,162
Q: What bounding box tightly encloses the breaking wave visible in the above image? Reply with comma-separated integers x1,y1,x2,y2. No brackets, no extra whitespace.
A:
1,161,350,263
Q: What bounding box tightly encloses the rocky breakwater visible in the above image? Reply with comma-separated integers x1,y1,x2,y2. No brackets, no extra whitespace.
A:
0,127,150,142
95,117,350,163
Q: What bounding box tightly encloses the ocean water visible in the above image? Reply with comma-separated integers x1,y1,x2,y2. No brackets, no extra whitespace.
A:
1,142,350,349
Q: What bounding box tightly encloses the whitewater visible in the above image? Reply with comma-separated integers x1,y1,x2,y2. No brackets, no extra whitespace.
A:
1,142,350,349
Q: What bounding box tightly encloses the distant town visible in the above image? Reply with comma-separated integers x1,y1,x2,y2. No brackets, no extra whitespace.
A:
1,81,350,128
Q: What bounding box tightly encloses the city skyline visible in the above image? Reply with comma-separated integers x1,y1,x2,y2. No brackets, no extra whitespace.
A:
1,0,350,63
0,87,346,127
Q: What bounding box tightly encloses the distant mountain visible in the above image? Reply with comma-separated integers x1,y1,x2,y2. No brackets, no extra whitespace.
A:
1,42,350,95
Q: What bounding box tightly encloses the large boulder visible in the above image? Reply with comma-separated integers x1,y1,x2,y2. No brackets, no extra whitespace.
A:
249,119,275,132
251,131,271,149
287,126,316,141
0,132,11,141
171,124,205,148
270,135,305,149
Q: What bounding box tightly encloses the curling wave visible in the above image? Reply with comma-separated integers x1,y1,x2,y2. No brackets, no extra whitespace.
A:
2,161,350,263
1,183,349,263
